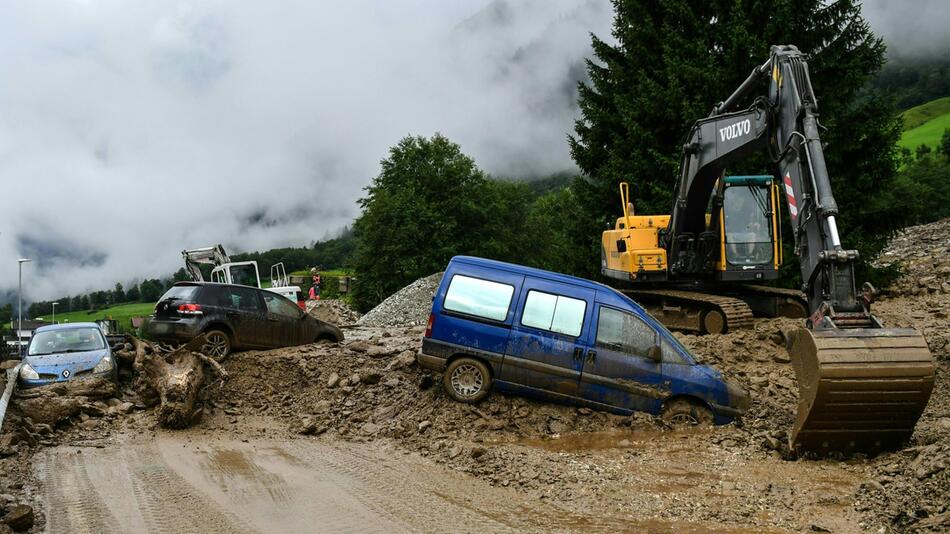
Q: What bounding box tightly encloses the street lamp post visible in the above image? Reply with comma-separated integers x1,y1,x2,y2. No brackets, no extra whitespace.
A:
52,302,58,324
17,258,32,356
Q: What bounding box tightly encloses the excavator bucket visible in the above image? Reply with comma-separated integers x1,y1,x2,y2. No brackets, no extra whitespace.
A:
786,327,935,455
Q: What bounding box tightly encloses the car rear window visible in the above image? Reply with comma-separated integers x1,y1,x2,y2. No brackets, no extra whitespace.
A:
158,285,199,302
521,290,587,337
443,275,514,322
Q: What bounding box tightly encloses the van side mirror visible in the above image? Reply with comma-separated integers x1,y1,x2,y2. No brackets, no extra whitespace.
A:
648,344,662,362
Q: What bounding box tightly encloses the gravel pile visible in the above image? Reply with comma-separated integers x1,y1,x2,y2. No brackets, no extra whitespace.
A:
357,273,443,328
876,217,950,296
306,299,361,326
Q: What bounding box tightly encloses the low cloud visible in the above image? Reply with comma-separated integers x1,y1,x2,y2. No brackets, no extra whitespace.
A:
0,0,612,302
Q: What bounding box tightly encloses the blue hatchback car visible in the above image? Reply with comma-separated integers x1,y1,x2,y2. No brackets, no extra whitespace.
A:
417,256,749,425
19,323,118,388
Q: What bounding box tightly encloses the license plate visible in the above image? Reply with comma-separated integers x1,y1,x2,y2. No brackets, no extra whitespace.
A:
152,323,170,333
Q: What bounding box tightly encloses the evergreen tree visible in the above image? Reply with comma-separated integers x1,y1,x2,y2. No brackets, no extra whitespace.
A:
570,0,900,282
113,282,125,303
126,284,141,302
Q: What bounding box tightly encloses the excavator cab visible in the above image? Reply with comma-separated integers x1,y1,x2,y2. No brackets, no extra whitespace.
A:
716,175,781,281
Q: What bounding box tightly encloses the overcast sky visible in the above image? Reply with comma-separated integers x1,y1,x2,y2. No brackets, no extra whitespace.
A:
0,0,612,303
1,0,946,305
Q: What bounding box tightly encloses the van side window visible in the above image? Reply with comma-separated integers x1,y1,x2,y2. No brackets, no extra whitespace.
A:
661,338,689,364
596,307,655,357
521,290,586,337
443,275,514,321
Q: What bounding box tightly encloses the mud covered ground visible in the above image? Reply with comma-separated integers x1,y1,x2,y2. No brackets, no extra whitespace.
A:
0,294,945,532
1,221,947,533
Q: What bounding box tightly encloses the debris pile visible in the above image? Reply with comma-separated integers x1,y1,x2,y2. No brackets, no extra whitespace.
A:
675,318,802,451
114,336,227,428
306,299,361,326
876,217,950,296
357,273,443,328
213,328,654,470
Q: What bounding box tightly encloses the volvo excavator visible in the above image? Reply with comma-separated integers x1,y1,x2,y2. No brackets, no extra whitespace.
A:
602,45,934,454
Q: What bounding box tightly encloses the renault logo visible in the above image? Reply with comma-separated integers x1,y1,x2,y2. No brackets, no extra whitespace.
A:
62,369,70,378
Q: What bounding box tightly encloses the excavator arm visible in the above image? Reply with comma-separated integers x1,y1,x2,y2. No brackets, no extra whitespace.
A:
665,45,934,454
181,245,231,282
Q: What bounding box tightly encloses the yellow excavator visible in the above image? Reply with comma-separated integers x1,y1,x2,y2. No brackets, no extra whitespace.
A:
602,45,935,454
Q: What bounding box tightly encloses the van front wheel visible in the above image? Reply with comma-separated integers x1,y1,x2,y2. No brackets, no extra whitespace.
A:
661,398,713,427
444,358,491,403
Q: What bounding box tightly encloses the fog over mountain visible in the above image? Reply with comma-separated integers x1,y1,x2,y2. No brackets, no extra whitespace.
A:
0,0,611,302
1,0,944,304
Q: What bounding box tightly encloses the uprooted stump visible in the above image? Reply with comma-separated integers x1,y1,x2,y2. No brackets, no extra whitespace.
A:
118,335,228,429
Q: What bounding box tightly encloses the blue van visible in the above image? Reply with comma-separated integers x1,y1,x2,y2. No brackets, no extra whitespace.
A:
418,256,749,425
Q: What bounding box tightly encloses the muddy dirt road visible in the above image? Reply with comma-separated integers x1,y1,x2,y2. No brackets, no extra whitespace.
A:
35,434,765,534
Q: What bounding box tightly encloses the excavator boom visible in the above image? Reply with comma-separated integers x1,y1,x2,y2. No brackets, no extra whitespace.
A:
605,45,936,455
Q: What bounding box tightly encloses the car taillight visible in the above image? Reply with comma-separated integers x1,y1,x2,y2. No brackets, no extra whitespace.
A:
297,299,306,310
178,303,203,315
424,312,435,338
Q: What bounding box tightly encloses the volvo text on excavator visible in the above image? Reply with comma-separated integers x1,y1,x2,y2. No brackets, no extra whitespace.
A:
601,45,935,454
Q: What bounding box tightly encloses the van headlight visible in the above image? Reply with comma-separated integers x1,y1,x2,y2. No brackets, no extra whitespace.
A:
93,355,114,374
19,363,39,380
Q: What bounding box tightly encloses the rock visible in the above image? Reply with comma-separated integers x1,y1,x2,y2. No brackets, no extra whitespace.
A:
361,422,381,435
366,345,395,358
383,378,400,388
326,373,340,388
809,524,830,533
386,350,417,371
17,396,83,426
548,420,569,434
347,341,370,353
1,505,34,532
116,402,135,414
470,446,488,460
361,371,382,385
577,407,592,416
772,351,791,364
418,420,432,432
296,417,319,435
447,446,462,459
313,400,333,414
763,435,783,451
349,373,361,385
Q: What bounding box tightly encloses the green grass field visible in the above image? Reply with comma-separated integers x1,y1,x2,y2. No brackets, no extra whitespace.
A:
47,302,156,333
902,96,950,131
899,97,950,152
899,112,950,151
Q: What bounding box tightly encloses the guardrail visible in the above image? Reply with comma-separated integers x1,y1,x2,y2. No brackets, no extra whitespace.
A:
0,363,23,435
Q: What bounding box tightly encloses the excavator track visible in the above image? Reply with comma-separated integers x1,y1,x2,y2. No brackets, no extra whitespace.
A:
621,289,754,334
786,327,935,455
730,284,809,318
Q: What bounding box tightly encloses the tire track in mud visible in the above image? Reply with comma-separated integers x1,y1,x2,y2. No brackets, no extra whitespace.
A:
128,447,261,534
40,449,123,534
280,441,528,533
194,444,393,533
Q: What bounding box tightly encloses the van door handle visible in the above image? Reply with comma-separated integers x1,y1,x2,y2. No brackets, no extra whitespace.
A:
586,350,597,364
573,347,583,361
